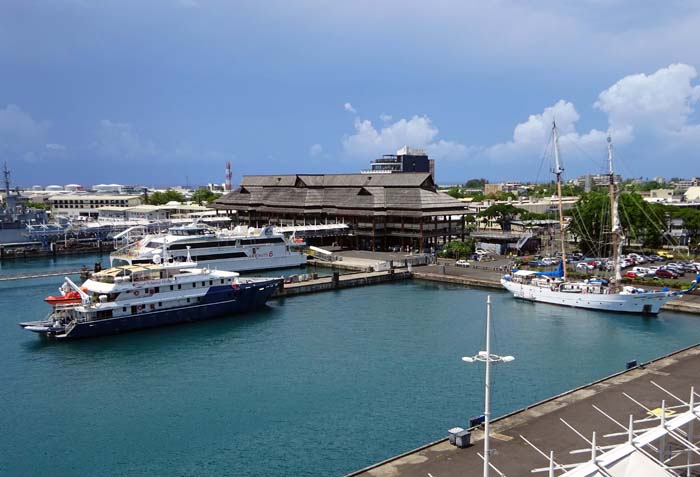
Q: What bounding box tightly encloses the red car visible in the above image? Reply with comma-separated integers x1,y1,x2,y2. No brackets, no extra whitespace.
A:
623,271,637,278
655,269,678,279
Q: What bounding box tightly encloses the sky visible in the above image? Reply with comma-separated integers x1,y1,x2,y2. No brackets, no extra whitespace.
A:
2,0,700,188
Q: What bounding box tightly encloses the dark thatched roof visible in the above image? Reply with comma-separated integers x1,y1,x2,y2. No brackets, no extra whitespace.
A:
214,173,466,217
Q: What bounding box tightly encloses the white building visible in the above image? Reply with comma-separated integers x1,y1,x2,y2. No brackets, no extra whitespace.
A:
49,194,143,218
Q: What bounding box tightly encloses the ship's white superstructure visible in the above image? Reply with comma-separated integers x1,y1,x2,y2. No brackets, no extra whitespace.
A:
110,223,306,272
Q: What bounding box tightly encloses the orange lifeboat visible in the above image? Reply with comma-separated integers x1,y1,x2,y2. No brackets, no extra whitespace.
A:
44,290,83,306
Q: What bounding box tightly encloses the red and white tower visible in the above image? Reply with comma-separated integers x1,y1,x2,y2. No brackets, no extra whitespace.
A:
225,161,232,191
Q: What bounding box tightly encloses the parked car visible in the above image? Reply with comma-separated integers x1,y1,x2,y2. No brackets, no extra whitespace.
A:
623,271,638,278
455,259,470,267
649,254,664,262
657,250,675,259
655,269,679,279
576,262,595,271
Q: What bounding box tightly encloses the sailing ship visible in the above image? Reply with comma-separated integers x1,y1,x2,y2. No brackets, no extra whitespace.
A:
500,124,699,314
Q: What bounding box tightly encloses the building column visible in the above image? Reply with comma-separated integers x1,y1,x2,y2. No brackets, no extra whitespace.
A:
419,218,424,252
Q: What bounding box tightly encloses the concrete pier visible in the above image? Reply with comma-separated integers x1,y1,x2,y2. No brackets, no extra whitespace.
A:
272,269,411,298
345,344,700,477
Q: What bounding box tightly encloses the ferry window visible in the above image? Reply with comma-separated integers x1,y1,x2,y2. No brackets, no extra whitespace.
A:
192,283,196,288
178,284,181,290
209,280,213,286
220,279,224,284
122,307,126,312
170,286,173,291
158,302,162,307
154,287,160,293
187,298,190,303
201,282,205,286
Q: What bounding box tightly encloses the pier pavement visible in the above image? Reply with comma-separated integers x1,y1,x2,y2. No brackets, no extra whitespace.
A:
345,344,700,477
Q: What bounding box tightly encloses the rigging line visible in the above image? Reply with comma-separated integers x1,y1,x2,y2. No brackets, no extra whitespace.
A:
619,194,668,246
533,130,554,185
562,134,607,175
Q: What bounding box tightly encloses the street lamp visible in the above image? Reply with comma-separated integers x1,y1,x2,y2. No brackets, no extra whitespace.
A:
462,295,514,477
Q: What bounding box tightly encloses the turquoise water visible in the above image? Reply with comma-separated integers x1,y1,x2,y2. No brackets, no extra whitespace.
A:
1,254,700,476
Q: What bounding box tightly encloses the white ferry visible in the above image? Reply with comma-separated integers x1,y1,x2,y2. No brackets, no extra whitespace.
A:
20,258,282,339
110,223,307,272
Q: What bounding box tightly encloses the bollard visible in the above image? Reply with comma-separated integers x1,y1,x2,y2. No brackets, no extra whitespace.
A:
332,272,340,288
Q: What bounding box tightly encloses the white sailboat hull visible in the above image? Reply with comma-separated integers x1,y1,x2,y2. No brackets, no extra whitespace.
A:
500,278,675,314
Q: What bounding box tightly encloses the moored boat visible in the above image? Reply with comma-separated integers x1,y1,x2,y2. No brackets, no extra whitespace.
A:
110,223,307,272
500,124,699,314
20,257,282,339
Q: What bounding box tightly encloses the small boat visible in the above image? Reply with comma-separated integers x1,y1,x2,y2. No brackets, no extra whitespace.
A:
44,290,83,305
21,255,282,340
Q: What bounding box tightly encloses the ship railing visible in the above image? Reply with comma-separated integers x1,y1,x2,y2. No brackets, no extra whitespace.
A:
63,319,78,335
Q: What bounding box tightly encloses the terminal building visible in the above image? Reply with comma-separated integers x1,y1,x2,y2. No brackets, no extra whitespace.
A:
48,194,143,218
214,172,468,251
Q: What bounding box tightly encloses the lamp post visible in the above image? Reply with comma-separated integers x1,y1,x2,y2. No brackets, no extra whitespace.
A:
462,295,514,477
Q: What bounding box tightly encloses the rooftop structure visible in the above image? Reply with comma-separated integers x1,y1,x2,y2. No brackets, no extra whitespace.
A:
214,172,468,251
363,146,434,178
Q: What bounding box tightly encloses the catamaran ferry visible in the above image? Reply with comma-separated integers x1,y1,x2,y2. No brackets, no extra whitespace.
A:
110,224,307,271
20,258,282,339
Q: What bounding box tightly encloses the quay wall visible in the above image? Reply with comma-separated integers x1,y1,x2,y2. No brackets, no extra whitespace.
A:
273,270,411,298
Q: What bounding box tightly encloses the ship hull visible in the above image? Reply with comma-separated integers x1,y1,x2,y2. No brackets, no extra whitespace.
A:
500,278,673,314
24,279,282,339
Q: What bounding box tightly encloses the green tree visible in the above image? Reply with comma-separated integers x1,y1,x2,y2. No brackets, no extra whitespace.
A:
478,203,527,231
27,201,47,209
442,238,475,258
465,178,487,189
446,186,465,199
147,190,186,205
568,191,666,256
191,189,222,205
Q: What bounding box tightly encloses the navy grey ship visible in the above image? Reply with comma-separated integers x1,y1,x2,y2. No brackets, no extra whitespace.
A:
20,257,281,339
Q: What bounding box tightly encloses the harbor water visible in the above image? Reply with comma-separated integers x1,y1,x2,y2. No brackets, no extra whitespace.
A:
2,254,700,476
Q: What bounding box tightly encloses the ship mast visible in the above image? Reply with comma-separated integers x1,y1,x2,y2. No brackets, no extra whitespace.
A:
608,136,622,285
552,123,567,280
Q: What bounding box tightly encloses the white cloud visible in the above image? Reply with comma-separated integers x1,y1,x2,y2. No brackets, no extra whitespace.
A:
485,100,609,169
480,63,700,178
309,143,323,157
93,119,159,159
0,104,49,146
45,143,67,151
342,115,469,160
343,102,356,114
595,63,700,138
380,113,392,122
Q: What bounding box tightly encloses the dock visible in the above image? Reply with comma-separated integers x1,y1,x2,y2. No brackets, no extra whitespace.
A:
0,269,84,282
345,344,700,477
273,269,411,298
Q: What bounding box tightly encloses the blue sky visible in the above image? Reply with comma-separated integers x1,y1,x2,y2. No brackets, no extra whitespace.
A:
1,0,700,187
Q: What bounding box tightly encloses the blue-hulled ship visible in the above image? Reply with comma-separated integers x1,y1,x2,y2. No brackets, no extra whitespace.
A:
20,257,282,339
